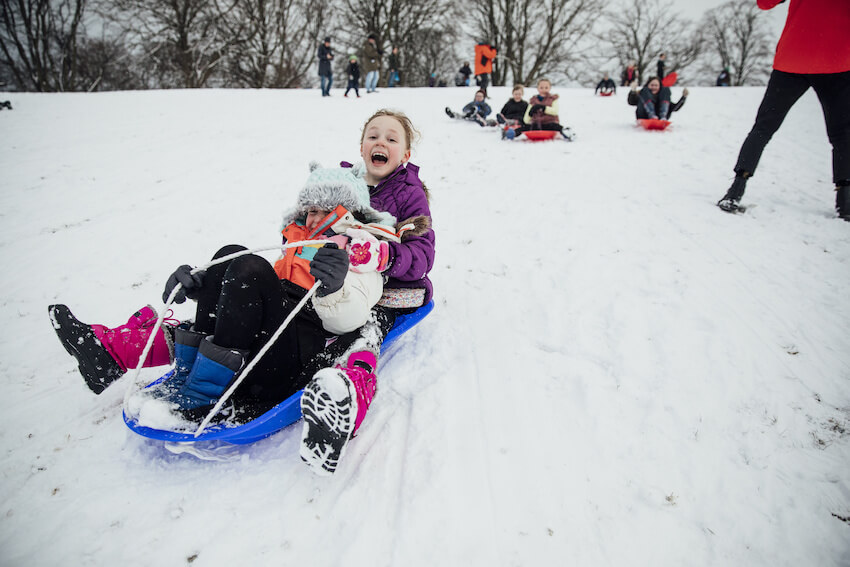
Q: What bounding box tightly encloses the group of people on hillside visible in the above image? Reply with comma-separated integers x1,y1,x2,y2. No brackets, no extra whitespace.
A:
318,35,400,96
445,79,576,141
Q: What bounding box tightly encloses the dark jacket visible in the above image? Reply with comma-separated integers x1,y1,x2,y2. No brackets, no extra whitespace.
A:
459,64,472,79
362,40,382,73
318,43,333,76
463,100,492,117
716,70,731,86
388,52,400,71
500,98,529,121
595,78,617,93
627,86,686,119
657,58,665,79
347,61,361,83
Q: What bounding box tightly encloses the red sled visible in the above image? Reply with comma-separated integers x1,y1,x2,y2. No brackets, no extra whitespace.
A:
523,130,558,141
637,119,671,130
598,91,614,97
662,72,677,87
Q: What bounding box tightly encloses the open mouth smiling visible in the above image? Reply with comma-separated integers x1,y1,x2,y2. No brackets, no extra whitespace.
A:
371,151,389,165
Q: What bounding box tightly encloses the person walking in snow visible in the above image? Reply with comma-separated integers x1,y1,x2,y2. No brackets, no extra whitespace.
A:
318,37,334,96
716,0,850,220
362,33,383,93
627,76,688,120
387,47,401,87
345,54,361,97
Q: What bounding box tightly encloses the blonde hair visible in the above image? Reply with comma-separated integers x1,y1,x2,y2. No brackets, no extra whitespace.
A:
512,84,525,93
537,78,552,87
361,109,420,152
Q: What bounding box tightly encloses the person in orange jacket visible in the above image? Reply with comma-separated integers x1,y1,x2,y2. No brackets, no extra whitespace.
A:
474,43,497,95
717,0,850,220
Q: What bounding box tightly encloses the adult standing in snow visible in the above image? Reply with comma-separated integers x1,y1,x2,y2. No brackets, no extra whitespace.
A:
474,43,497,96
362,33,383,93
657,53,666,80
318,37,334,97
716,0,850,220
387,46,401,87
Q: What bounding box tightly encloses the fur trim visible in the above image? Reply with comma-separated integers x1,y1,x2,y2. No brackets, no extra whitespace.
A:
396,215,431,240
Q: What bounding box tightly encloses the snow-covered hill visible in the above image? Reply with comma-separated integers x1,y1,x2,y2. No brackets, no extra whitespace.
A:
1,85,848,566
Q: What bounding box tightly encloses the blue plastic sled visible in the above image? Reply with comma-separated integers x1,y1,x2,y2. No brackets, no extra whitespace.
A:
123,301,433,445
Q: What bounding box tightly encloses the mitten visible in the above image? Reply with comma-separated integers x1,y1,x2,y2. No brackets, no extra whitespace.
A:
345,228,389,273
530,104,546,115
163,265,204,304
309,243,349,297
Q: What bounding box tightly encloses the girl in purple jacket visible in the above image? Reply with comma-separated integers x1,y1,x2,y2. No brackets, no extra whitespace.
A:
300,108,435,475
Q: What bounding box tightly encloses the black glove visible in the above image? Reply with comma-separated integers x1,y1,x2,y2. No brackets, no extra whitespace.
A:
162,264,204,304
309,243,349,297
530,104,546,115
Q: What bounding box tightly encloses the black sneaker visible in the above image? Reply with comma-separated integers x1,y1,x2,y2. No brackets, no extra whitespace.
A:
445,107,455,119
496,113,506,125
299,368,356,476
837,185,850,221
717,175,748,212
48,305,123,394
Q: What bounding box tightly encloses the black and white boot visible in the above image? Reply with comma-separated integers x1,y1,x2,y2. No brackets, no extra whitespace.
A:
717,174,749,213
836,184,849,221
299,368,357,476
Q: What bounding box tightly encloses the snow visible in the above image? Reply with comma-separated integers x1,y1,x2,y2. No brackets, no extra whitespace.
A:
1,84,849,566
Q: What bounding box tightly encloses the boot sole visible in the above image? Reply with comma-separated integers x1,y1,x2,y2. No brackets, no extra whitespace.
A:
299,370,358,476
48,305,123,394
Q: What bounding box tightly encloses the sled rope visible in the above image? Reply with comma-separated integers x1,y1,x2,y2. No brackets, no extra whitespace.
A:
122,241,329,409
194,279,321,437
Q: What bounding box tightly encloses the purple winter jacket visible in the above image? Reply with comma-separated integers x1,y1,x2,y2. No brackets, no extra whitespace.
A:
341,161,435,305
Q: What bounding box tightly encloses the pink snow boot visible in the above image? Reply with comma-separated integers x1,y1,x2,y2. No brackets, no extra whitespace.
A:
49,304,177,394
299,350,378,475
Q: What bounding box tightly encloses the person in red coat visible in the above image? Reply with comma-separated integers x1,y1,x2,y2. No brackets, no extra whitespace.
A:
474,43,497,95
717,0,850,220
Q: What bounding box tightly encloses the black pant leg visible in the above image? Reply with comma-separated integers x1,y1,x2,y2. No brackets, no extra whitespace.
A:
193,244,248,334
734,70,810,176
811,71,850,184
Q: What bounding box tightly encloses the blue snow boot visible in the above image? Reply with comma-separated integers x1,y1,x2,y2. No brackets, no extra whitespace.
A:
150,323,206,398
167,337,247,410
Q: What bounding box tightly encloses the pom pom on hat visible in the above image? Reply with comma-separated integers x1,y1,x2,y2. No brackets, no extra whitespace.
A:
282,162,395,228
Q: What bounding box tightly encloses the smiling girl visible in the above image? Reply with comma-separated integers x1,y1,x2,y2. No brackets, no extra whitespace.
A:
300,108,436,475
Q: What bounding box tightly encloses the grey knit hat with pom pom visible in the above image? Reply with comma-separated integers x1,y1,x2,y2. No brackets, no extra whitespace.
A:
282,161,396,228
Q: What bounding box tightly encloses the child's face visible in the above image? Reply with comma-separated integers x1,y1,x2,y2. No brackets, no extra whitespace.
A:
306,207,331,232
474,92,484,102
360,115,411,185
512,89,523,101
537,81,551,96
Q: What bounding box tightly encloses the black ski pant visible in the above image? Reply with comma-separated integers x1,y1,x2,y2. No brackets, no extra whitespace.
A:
192,244,398,413
735,69,850,184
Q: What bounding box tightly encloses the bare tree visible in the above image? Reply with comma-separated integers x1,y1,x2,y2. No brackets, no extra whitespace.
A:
701,0,773,86
341,0,459,87
468,0,604,87
0,0,88,91
221,0,333,88
601,0,703,84
103,0,242,88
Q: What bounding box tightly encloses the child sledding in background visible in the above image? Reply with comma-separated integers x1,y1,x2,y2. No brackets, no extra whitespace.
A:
344,54,361,97
507,78,575,140
49,108,435,476
496,84,529,138
595,73,616,95
627,76,689,121
445,89,494,126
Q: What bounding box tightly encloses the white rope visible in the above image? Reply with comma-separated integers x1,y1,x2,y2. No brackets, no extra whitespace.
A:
122,241,329,409
193,280,322,437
